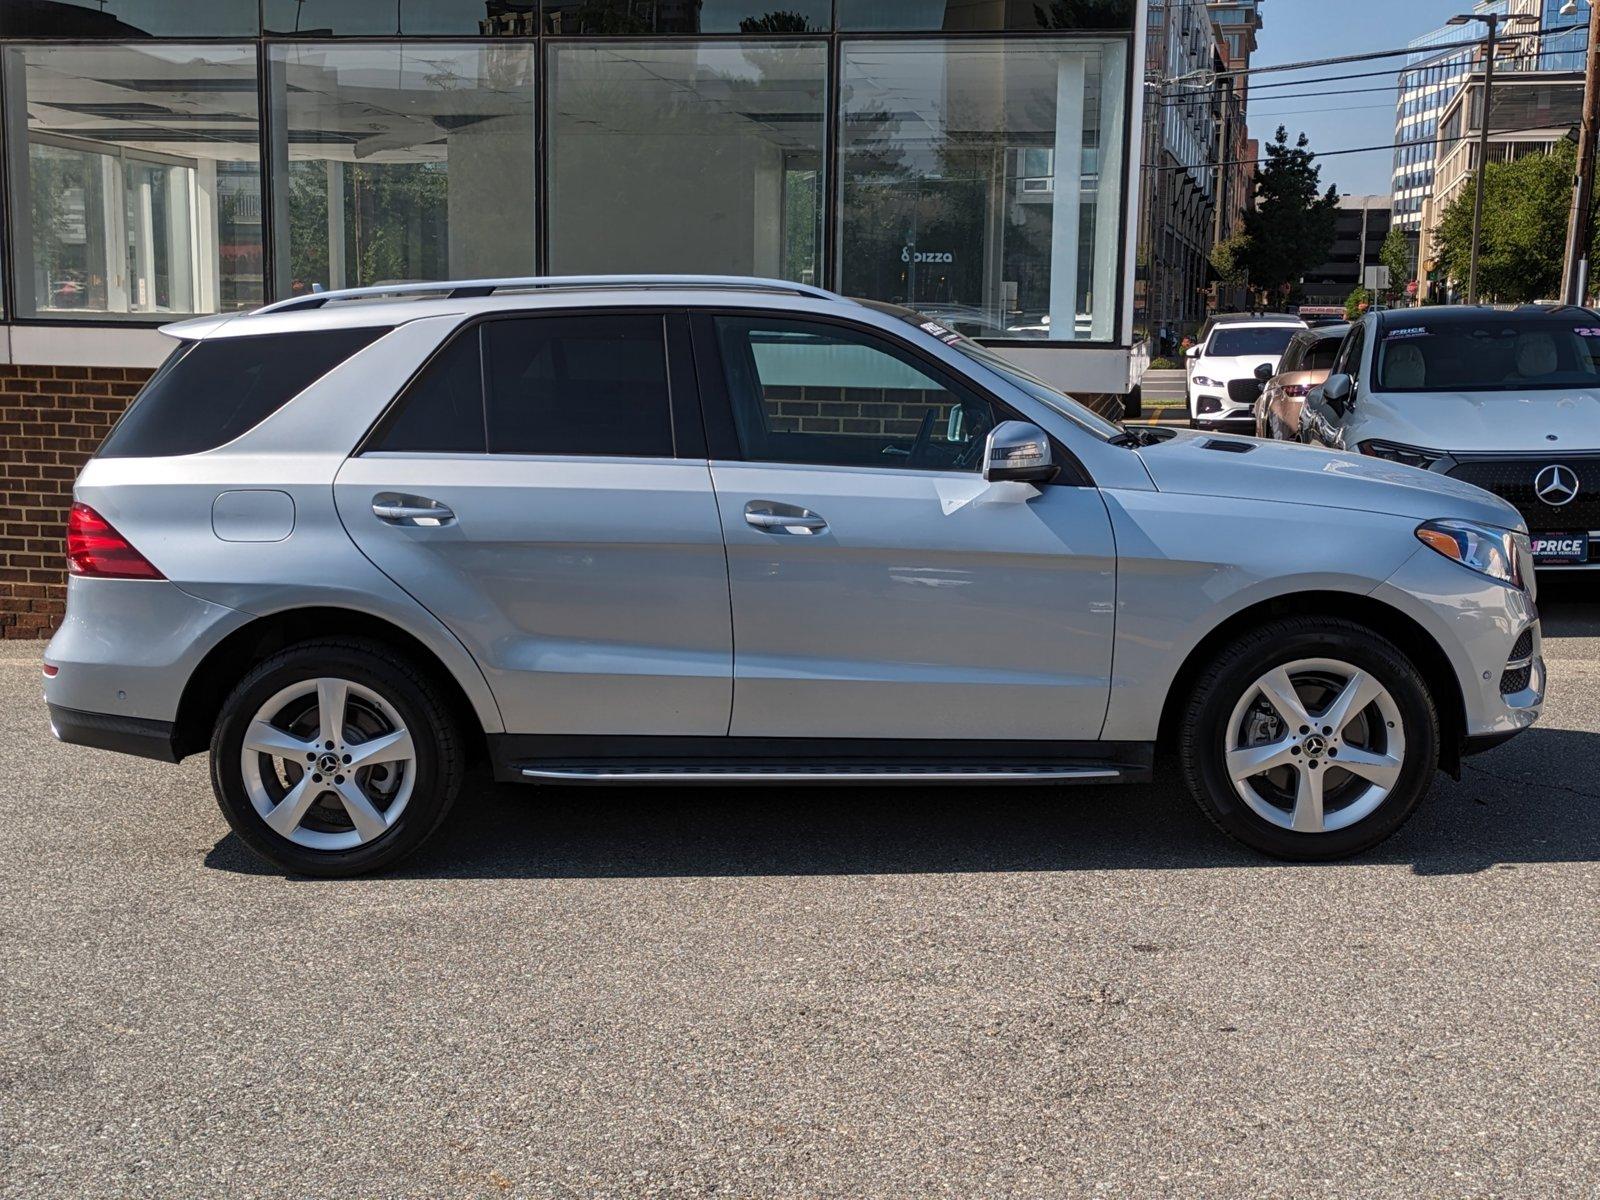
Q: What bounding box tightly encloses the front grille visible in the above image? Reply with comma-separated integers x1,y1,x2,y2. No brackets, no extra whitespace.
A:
1500,626,1535,694
1446,455,1600,533
1227,379,1262,405
1510,628,1534,662
1501,664,1533,694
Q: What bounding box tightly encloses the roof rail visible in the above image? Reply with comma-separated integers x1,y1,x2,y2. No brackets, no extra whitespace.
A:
254,274,843,315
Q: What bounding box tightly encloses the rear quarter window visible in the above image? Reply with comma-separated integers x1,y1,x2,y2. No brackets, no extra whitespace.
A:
98,326,389,458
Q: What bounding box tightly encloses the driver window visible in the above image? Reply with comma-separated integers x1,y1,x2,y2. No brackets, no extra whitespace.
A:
1334,324,1365,383
712,316,996,472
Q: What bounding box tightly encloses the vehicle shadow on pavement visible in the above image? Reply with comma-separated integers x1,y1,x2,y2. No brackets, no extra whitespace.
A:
204,726,1600,881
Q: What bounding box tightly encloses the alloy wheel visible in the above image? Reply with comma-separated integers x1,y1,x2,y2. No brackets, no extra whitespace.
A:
239,677,416,851
1224,657,1407,835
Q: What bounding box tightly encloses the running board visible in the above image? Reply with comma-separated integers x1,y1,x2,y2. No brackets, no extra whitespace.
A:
516,763,1129,785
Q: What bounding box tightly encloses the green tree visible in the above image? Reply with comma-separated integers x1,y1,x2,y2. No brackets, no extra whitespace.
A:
1379,226,1412,294
1432,141,1600,303
1241,126,1339,297
1344,284,1371,321
1209,231,1249,286
739,11,818,31
286,160,449,292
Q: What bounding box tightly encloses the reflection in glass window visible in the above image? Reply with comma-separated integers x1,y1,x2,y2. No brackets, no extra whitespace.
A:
547,41,825,283
263,0,538,36
838,38,1128,342
3,44,264,319
713,315,996,471
0,0,257,38
268,44,536,299
837,0,1135,31
542,1,831,33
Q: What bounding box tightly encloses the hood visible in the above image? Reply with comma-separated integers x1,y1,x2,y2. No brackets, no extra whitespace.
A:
1350,389,1600,454
1194,354,1280,383
1134,431,1524,529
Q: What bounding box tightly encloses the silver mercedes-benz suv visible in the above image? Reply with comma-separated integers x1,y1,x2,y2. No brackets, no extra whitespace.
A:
43,276,1544,876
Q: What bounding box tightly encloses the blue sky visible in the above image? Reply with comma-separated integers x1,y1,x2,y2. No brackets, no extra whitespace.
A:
1247,0,1470,197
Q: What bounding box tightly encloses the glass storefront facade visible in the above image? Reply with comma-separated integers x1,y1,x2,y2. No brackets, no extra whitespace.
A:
0,1,1137,345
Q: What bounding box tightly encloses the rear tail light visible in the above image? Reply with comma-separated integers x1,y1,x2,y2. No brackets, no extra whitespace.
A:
66,503,164,580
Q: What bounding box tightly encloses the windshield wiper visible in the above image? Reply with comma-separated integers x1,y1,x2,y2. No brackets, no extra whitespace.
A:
1112,425,1176,448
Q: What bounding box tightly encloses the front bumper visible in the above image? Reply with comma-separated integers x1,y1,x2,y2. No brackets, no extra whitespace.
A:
1189,391,1255,428
1373,547,1544,741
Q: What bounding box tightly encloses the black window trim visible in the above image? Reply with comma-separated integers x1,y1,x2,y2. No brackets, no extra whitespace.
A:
96,323,390,459
687,307,1092,487
357,305,701,460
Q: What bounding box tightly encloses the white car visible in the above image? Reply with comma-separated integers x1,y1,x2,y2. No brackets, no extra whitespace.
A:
1186,316,1307,430
1302,305,1600,570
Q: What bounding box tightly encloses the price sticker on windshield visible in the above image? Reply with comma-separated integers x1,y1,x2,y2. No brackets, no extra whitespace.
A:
1573,327,1600,337
1384,327,1429,340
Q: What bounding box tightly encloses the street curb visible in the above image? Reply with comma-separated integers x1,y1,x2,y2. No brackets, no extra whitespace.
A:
1128,407,1189,426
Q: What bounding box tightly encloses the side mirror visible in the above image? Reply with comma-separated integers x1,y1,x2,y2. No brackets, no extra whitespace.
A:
1253,362,1275,382
1320,373,1354,414
1185,345,1202,359
983,420,1058,484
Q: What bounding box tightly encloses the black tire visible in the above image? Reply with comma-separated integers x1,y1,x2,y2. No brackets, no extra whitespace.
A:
1178,617,1439,861
210,638,465,877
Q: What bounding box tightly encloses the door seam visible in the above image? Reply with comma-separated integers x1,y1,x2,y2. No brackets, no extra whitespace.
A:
704,459,738,737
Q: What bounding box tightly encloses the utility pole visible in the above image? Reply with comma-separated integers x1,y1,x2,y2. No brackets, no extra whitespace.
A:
1451,10,1537,304
1212,76,1230,315
1560,0,1600,305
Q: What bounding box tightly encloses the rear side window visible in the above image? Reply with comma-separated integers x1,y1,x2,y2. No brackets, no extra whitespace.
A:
367,328,486,454
482,315,673,457
1304,338,1343,373
98,326,387,458
1279,336,1307,373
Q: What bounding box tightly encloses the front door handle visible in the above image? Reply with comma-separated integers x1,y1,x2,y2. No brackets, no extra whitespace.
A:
744,500,827,535
372,493,455,527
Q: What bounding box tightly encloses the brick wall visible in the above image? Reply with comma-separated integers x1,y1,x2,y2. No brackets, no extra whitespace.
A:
762,385,956,436
0,364,151,639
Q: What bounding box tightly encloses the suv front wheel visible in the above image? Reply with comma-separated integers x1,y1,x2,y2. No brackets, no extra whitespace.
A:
210,638,464,876
1179,618,1439,860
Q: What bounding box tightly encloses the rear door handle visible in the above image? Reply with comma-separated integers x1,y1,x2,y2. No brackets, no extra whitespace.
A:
744,501,827,535
372,493,455,527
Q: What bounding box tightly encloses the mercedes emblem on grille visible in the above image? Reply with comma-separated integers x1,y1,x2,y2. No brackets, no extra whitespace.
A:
1534,464,1580,507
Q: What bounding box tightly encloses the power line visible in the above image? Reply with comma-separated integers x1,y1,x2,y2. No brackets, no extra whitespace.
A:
1143,121,1573,174
1195,83,1404,105
1155,21,1585,92
1248,102,1397,118
1147,47,1557,106
1149,80,1410,111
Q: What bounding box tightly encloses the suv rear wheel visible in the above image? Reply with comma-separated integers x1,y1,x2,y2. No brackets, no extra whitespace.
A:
210,638,464,876
1179,618,1439,860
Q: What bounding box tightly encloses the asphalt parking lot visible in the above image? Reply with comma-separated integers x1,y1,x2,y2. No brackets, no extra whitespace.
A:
3,585,1598,1199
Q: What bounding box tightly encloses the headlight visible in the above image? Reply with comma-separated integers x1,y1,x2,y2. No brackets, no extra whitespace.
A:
1192,375,1221,387
1359,439,1450,471
1416,519,1528,587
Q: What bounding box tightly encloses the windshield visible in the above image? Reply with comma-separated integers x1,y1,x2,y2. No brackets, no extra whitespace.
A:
1207,327,1299,358
1375,315,1600,392
861,301,1122,440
